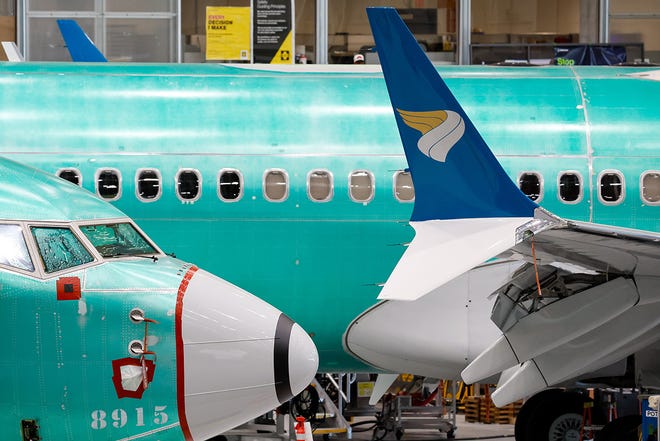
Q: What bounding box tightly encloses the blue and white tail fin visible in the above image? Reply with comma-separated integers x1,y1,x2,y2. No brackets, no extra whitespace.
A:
57,19,107,62
367,8,556,301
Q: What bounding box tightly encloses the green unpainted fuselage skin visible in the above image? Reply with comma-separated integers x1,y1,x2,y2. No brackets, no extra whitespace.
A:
0,63,658,373
0,158,187,439
2,258,187,440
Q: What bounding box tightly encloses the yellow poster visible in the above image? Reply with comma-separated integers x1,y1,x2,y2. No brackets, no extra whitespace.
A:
206,7,251,61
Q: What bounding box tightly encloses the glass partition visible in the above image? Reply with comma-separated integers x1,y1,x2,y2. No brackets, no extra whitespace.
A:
24,0,178,61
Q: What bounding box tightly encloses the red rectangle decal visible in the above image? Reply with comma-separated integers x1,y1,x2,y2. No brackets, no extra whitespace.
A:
57,277,81,301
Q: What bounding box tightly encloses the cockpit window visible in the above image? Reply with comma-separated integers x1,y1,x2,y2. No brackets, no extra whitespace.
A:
0,224,34,272
80,223,157,258
31,227,93,273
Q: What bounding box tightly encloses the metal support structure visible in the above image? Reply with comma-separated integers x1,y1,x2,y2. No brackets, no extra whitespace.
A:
580,0,599,43
452,380,458,423
315,0,328,64
347,372,357,404
599,0,609,43
457,0,471,65
312,377,352,439
97,0,105,58
387,390,456,439
338,374,344,414
176,0,182,63
16,0,24,59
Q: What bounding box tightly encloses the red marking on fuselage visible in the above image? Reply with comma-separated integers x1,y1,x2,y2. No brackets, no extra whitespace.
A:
111,357,156,399
56,276,81,300
175,265,199,441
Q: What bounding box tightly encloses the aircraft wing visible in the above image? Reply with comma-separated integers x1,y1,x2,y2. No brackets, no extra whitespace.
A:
464,220,660,405
367,7,660,404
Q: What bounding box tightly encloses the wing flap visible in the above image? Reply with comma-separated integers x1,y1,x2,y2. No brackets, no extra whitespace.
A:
466,222,660,404
463,276,639,384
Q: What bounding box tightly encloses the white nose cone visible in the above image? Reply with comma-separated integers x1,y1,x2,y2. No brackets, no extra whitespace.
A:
288,323,319,395
176,267,318,440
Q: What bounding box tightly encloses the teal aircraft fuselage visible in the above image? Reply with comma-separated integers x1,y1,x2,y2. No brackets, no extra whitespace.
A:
0,63,658,371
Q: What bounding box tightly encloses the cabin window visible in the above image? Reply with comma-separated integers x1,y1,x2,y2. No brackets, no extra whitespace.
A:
264,169,289,202
307,170,333,202
57,168,82,186
176,169,201,202
641,171,660,205
598,170,625,204
218,169,243,202
394,171,415,202
518,172,543,202
349,170,375,203
136,169,161,201
0,224,34,272
558,172,582,203
31,226,93,273
96,169,121,200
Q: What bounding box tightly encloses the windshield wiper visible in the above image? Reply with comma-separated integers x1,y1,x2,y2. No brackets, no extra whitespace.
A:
105,252,158,262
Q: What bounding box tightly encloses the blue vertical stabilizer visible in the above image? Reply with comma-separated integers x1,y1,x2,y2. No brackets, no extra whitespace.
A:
57,19,107,62
366,7,537,222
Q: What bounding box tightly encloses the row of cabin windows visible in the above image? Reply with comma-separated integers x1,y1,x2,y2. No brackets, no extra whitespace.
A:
56,167,660,206
519,170,660,205
56,167,413,204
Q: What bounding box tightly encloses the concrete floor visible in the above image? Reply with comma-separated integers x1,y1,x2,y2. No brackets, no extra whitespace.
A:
342,415,514,441
224,413,515,441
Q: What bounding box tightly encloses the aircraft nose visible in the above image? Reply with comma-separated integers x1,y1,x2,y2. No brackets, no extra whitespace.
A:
286,319,320,398
176,267,318,440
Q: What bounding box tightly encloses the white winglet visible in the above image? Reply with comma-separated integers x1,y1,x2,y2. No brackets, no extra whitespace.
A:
378,217,532,301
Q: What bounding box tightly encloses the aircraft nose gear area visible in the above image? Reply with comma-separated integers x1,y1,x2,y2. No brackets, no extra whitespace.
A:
176,267,318,440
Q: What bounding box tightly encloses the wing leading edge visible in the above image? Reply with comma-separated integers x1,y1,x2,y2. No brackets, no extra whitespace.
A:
367,7,660,405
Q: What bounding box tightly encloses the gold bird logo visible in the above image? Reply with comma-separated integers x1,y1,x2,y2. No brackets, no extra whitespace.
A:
397,109,465,162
